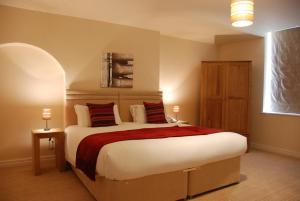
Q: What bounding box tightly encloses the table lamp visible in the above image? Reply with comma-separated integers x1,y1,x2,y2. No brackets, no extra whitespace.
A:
42,108,51,131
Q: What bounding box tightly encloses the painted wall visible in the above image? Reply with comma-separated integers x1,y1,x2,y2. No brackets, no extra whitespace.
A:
218,39,300,157
160,35,217,125
0,5,160,91
0,43,64,161
0,5,160,162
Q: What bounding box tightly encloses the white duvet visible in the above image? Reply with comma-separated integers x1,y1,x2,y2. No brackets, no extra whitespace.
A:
65,123,247,180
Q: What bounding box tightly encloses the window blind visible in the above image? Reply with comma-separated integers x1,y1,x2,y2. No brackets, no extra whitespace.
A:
263,27,300,115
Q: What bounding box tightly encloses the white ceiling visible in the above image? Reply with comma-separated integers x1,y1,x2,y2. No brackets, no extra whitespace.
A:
1,0,300,43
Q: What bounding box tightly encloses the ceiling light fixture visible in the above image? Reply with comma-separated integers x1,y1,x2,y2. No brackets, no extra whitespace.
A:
231,0,254,27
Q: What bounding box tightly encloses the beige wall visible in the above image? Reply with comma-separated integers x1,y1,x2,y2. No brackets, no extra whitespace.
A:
0,5,160,91
0,5,160,162
160,35,217,125
0,43,64,161
218,39,300,156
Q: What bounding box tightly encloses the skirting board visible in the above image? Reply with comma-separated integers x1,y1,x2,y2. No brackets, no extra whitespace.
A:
251,142,300,159
0,155,55,168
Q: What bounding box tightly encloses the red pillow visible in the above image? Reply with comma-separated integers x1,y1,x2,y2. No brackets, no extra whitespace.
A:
143,101,167,123
87,103,116,127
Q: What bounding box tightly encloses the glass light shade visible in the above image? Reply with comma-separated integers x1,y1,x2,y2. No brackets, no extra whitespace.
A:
173,105,180,113
231,0,254,27
42,108,51,120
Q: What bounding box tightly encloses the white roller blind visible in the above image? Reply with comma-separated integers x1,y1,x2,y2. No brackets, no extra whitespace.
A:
263,27,300,115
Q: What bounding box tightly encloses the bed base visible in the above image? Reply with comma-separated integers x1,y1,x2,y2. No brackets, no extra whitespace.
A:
71,156,240,201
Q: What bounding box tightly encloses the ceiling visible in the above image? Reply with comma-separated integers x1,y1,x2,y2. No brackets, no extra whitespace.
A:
1,0,300,43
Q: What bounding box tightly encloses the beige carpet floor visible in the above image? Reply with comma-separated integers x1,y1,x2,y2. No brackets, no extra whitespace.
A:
0,150,299,201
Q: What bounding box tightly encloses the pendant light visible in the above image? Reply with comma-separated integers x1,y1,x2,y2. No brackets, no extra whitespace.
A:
231,0,254,27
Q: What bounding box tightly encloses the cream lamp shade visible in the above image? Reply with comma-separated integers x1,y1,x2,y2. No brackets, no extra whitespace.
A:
231,0,254,27
173,105,180,113
42,108,51,120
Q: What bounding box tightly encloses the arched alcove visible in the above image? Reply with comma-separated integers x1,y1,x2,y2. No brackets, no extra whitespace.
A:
0,43,65,161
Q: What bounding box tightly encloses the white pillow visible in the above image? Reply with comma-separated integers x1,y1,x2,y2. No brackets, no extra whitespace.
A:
130,105,147,123
113,104,122,125
74,104,91,127
74,104,122,127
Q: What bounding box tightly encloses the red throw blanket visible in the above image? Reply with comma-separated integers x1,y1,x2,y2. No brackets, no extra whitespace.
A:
76,126,221,180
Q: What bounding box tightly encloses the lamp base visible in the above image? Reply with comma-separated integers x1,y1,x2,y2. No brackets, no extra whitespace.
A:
44,119,50,131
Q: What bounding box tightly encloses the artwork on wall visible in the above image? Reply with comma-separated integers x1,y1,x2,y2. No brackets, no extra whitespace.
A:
101,52,134,88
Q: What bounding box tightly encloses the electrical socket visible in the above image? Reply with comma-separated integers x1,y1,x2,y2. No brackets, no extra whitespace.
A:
48,138,55,150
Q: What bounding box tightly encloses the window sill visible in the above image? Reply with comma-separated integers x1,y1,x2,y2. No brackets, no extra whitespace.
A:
261,111,300,117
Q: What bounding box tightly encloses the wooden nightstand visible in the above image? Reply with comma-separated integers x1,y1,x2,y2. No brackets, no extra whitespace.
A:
31,128,65,175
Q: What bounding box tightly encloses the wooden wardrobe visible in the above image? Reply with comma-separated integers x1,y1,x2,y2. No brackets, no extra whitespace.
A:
200,61,251,141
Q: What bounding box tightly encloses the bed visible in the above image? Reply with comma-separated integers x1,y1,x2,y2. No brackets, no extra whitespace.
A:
65,89,247,201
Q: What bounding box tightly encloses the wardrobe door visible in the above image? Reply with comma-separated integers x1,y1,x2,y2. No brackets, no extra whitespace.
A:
200,62,225,129
224,62,250,135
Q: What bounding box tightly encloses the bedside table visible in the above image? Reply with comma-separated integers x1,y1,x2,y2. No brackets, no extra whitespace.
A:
31,128,65,175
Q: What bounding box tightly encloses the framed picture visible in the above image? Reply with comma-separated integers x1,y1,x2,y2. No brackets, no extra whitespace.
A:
101,52,133,88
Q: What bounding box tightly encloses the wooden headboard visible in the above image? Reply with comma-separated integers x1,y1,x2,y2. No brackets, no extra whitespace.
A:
65,89,162,127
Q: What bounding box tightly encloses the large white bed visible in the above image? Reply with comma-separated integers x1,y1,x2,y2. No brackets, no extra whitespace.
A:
65,123,246,181
65,90,247,201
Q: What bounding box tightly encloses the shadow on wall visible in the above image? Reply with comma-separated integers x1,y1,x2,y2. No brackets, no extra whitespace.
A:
0,43,65,161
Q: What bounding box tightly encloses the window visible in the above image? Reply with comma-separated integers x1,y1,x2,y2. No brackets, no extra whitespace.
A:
263,27,300,115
